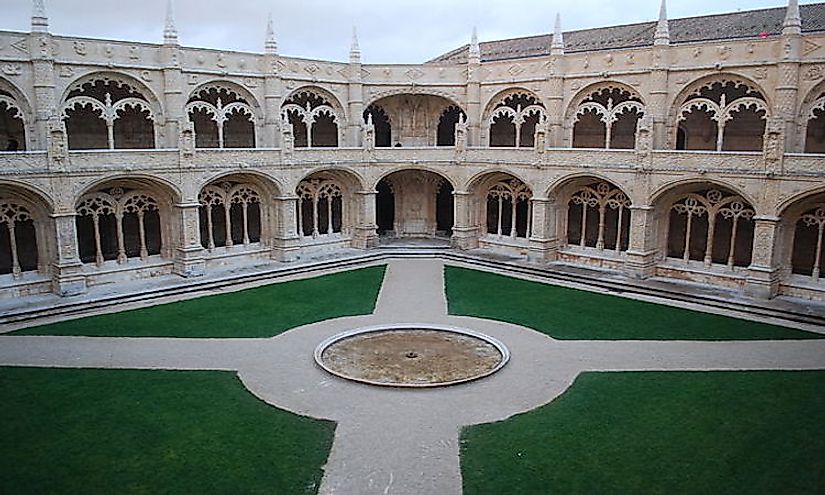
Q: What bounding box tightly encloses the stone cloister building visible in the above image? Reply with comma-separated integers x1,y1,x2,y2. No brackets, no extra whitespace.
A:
1,0,824,303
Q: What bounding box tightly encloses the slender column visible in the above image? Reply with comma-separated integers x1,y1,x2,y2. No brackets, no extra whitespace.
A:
509,199,517,237
716,122,725,152
107,122,115,150
496,196,503,236
217,122,225,149
224,204,233,247
138,212,148,259
8,223,21,278
307,123,314,149
514,124,521,149
327,198,334,235
682,212,693,262
205,207,215,250
526,201,532,239
605,122,612,149
115,213,126,263
813,223,823,282
92,216,104,266
297,199,304,237
727,216,739,269
596,204,607,249
615,205,625,252
580,204,588,247
242,203,250,245
703,213,716,266
312,196,319,237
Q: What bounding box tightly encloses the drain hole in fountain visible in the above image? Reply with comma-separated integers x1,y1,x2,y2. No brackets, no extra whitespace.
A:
314,324,510,388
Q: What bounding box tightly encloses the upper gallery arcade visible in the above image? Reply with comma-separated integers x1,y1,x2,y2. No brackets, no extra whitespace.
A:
1,0,824,304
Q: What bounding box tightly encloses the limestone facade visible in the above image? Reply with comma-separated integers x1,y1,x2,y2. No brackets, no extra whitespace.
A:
1,1,824,302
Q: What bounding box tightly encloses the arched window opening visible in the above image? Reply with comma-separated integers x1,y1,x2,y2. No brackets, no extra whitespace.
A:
488,92,545,148
0,90,26,151
791,204,825,282
296,179,344,239
198,182,262,250
437,106,467,146
667,189,755,269
436,181,454,235
62,78,156,150
566,182,631,252
486,179,532,238
376,180,395,235
0,201,37,278
281,91,340,148
76,188,162,266
804,94,825,153
186,86,256,149
572,87,644,149
364,105,391,147
676,80,768,152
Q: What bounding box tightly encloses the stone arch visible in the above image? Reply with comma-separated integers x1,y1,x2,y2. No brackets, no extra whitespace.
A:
799,80,825,153
482,88,546,148
186,80,262,149
60,71,162,150
779,190,825,283
565,82,645,149
365,88,464,110
197,172,279,252
670,74,770,151
295,169,363,240
364,94,465,147
374,168,454,238
374,166,459,191
74,176,178,267
282,86,346,148
469,171,534,241
549,175,633,254
0,77,33,151
653,180,756,269
363,105,392,147
0,182,54,278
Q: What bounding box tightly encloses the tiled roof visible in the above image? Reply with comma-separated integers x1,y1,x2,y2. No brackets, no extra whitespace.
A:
428,2,825,64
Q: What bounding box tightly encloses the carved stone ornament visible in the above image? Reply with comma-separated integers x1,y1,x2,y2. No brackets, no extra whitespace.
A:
47,118,69,167
763,116,785,174
281,122,295,157
179,120,196,158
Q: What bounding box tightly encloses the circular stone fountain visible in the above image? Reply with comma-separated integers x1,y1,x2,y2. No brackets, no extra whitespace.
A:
314,324,510,387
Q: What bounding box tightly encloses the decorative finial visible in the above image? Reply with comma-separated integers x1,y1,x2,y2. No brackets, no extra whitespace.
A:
783,0,802,35
654,0,670,46
164,0,178,45
265,13,278,54
32,0,49,33
469,27,480,64
551,13,564,55
350,26,361,63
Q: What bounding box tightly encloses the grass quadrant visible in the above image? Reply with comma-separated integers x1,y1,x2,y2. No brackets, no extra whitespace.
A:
0,367,335,494
461,371,825,495
444,266,822,340
13,265,386,338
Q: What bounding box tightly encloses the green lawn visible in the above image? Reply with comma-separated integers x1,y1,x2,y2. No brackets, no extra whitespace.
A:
13,265,386,338
0,367,335,494
461,371,825,495
445,266,822,340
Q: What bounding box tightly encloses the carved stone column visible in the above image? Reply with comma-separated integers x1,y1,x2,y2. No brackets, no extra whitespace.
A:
352,190,379,249
624,205,659,279
50,213,86,296
263,56,283,148
29,32,56,151
545,57,565,148
451,190,478,249
162,45,184,148
745,216,782,299
271,194,301,260
172,202,206,278
527,197,559,261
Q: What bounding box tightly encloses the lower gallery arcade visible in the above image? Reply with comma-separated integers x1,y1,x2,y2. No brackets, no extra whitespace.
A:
1,169,824,302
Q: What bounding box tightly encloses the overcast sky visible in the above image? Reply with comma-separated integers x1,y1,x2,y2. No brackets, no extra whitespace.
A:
0,1,816,63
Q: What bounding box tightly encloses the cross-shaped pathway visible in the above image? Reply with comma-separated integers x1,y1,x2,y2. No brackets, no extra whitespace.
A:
1,259,824,494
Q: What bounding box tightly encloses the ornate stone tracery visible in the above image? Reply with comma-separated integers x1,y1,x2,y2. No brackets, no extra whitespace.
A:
485,178,532,239
281,89,341,148
198,181,262,250
667,189,755,269
0,89,26,151
0,200,37,277
572,86,645,149
296,178,344,238
487,91,546,148
75,188,162,266
676,79,769,152
567,182,632,252
792,204,825,282
61,75,157,150
186,85,256,148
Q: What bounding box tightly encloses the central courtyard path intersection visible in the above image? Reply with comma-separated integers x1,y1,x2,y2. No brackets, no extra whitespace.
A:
1,259,824,494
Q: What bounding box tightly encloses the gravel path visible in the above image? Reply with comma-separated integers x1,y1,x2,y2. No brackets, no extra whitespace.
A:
1,258,824,495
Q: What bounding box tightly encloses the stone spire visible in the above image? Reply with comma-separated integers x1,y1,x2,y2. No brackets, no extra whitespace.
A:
654,0,670,46
265,13,277,54
163,0,178,45
31,0,49,33
783,0,802,36
551,13,564,55
350,26,361,63
469,27,480,64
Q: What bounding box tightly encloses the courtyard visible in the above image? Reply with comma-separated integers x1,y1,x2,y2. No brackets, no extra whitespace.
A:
1,258,823,494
